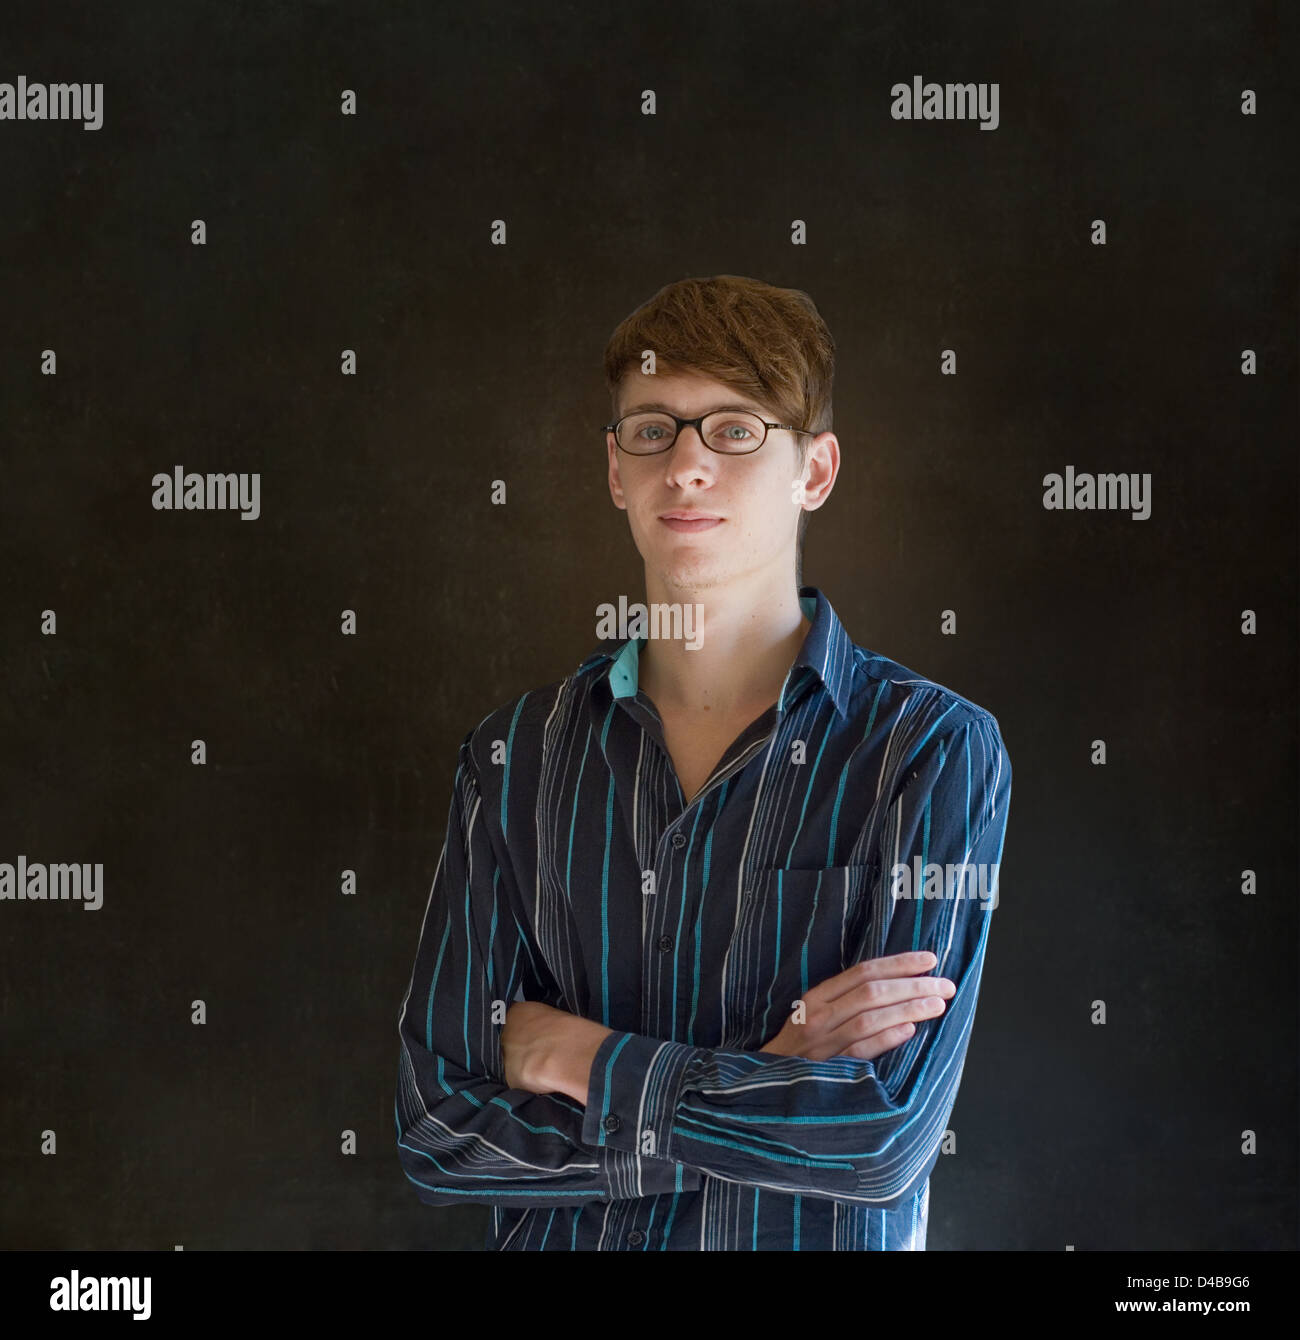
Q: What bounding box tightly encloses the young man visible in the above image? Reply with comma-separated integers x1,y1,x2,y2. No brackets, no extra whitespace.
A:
395,275,1011,1250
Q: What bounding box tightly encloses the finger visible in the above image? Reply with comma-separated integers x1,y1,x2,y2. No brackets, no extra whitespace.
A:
855,994,948,1039
814,952,938,1002
822,979,951,1034
834,1022,916,1061
819,969,955,1025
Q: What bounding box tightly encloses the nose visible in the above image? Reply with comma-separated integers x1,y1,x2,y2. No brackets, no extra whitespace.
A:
662,423,714,480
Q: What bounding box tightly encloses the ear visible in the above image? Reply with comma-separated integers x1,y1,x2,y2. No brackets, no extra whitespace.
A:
797,431,840,511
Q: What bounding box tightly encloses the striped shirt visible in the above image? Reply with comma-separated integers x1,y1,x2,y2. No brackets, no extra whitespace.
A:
395,585,1012,1249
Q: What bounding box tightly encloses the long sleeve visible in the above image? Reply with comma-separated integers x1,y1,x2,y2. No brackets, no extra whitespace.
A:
395,732,703,1208
580,712,1011,1208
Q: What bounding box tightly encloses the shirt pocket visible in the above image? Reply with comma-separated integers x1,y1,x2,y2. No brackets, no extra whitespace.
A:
721,864,875,1048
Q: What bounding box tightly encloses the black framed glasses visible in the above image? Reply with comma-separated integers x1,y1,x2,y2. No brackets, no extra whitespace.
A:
603,408,814,456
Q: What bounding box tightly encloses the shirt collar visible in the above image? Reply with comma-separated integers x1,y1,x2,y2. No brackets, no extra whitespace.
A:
590,585,855,721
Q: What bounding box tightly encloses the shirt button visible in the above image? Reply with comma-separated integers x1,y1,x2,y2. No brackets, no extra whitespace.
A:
602,1114,621,1133
658,934,673,952
627,1230,644,1246
671,833,686,849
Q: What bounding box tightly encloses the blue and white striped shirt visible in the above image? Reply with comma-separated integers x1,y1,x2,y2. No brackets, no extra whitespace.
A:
396,586,1012,1249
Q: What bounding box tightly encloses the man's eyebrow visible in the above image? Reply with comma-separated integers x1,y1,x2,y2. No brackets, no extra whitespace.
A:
618,401,769,416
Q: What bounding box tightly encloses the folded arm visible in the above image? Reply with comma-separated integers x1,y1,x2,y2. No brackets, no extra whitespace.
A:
579,713,1012,1208
395,733,703,1208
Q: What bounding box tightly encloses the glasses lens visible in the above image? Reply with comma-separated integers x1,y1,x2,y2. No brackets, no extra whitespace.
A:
702,411,767,453
617,412,677,453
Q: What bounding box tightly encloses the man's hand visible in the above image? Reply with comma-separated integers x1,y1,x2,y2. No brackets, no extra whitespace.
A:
501,1000,614,1103
759,951,955,1061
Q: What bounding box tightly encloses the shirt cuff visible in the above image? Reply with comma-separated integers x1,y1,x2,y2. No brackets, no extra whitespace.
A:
582,1030,701,1181
599,1143,702,1197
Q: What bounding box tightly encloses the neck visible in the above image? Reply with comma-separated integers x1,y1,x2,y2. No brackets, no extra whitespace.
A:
636,568,811,717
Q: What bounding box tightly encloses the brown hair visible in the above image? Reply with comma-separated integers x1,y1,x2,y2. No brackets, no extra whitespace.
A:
603,275,835,583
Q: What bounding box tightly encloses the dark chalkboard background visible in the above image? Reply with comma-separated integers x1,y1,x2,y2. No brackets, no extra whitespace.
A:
1,0,1295,1250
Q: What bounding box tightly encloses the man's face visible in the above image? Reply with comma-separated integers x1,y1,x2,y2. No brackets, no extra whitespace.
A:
606,368,808,594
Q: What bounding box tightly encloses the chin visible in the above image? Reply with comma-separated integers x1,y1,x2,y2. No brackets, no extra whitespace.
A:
654,560,728,593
